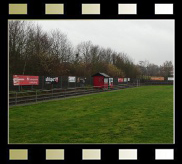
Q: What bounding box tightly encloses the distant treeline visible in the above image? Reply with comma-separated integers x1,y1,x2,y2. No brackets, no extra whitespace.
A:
9,21,173,78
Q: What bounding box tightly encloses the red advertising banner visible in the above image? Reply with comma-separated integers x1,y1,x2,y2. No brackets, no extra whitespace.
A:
118,78,123,83
13,75,39,86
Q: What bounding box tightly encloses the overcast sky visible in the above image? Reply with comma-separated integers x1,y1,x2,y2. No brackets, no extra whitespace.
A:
32,20,174,66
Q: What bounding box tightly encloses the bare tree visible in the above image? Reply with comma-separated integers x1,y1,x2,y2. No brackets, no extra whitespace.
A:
160,61,173,78
9,20,153,78
9,21,28,74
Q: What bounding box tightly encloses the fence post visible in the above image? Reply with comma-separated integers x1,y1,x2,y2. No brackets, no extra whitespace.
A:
36,90,37,102
75,76,76,88
42,76,44,90
139,79,140,87
60,76,62,89
137,79,138,87
15,92,17,105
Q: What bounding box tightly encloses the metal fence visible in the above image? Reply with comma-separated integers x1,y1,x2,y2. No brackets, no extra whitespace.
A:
9,76,94,91
9,75,173,92
9,76,131,91
9,83,139,106
9,77,173,106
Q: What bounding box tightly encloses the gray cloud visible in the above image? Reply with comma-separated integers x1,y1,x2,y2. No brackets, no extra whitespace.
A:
32,20,174,66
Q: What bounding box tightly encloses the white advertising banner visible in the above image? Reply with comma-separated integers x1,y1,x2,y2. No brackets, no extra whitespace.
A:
124,78,127,82
168,77,174,81
104,78,108,84
68,76,76,82
45,77,58,84
109,78,113,83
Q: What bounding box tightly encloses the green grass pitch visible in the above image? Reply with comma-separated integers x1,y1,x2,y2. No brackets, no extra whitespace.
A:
9,85,173,144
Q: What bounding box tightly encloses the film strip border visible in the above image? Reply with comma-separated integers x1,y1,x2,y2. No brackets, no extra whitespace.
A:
8,148,175,161
3,1,177,163
8,3,174,16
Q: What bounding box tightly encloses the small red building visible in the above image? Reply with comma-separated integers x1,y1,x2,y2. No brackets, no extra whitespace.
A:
92,73,111,89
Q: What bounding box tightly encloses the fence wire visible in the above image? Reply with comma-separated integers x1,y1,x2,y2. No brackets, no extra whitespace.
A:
9,75,173,92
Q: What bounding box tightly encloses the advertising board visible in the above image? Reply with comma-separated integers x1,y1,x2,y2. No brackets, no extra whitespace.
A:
45,77,59,84
124,78,128,82
13,75,39,86
68,76,76,82
118,78,123,83
104,78,108,84
150,76,164,80
168,77,174,81
109,78,113,83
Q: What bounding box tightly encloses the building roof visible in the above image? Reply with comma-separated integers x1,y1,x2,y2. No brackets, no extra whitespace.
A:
92,72,110,77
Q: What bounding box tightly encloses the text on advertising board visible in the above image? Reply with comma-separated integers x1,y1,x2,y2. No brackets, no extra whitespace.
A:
118,78,123,83
68,76,76,82
150,76,164,80
109,78,113,83
13,75,39,86
45,77,59,84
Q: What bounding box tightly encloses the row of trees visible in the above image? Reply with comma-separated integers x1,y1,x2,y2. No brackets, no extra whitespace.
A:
138,60,173,79
9,21,173,79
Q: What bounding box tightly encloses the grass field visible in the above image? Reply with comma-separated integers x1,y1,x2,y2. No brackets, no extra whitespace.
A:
9,85,173,144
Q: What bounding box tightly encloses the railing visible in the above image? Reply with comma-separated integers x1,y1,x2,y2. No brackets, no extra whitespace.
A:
9,82,173,106
9,84,140,106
